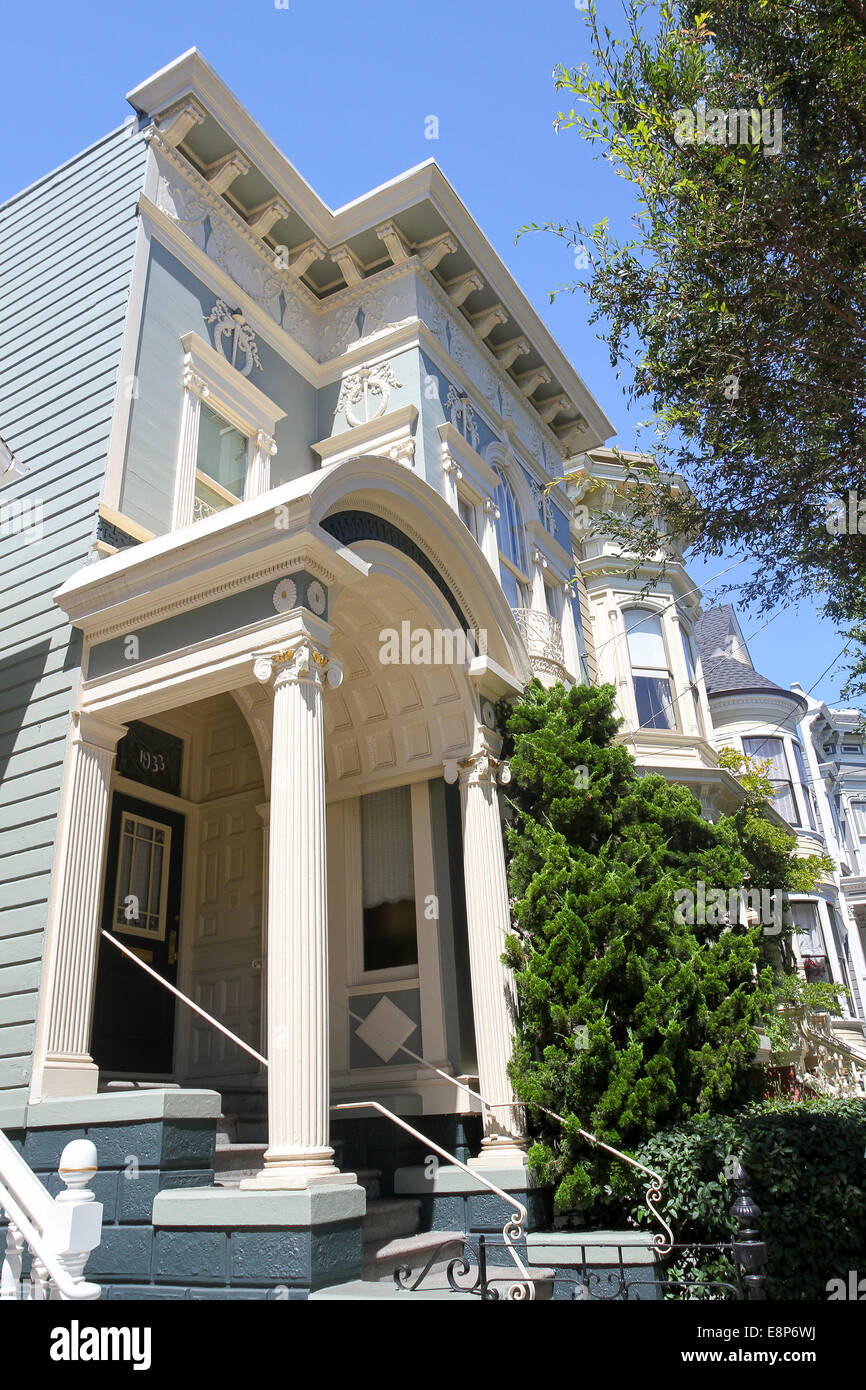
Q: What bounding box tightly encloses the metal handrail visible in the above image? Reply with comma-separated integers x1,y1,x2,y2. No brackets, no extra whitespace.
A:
105,932,673,1250
331,1100,536,1300
101,931,267,1066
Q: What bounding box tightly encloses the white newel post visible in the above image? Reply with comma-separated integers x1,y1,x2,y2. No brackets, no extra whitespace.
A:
31,712,125,1101
245,636,348,1189
458,748,528,1167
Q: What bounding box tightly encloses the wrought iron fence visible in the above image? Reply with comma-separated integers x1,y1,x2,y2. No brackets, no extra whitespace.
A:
394,1164,768,1302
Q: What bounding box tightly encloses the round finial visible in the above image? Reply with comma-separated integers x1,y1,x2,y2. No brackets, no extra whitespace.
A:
58,1139,98,1191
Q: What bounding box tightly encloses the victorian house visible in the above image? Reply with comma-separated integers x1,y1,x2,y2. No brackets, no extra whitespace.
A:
1,51,862,1301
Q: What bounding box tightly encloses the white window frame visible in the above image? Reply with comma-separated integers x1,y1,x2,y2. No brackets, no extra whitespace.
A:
172,332,286,531
624,605,679,732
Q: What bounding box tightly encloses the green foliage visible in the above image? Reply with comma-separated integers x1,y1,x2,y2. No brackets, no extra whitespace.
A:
500,680,784,1209
527,0,866,695
764,974,849,1056
717,747,835,895
630,1098,866,1299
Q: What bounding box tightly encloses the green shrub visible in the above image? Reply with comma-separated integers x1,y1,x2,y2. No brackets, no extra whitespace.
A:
628,1098,866,1300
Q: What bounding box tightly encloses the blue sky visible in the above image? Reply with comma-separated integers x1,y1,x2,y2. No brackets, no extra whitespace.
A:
1,0,852,707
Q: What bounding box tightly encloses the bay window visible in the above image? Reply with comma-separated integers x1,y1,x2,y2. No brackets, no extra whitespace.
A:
742,736,797,825
625,607,676,731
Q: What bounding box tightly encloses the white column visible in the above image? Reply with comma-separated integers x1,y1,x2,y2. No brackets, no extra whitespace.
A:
171,365,209,529
480,498,501,580
244,637,349,1189
530,548,548,612
255,801,270,1075
458,747,528,1168
31,712,126,1100
560,583,582,682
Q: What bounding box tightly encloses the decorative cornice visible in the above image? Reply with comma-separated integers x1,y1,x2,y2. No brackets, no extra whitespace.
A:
79,547,345,647
144,139,593,472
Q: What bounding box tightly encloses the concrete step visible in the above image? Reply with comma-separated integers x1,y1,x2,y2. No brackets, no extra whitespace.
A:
212,1143,267,1186
354,1168,381,1201
362,1197,421,1245
362,1229,466,1284
310,1279,477,1301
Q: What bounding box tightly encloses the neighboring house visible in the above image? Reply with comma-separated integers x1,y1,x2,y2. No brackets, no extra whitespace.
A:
796,695,866,1059
0,50,860,1299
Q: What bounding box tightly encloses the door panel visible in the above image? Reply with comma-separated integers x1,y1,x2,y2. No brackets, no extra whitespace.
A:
91,793,185,1075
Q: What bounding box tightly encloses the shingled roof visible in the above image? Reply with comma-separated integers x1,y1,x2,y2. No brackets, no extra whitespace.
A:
695,606,804,706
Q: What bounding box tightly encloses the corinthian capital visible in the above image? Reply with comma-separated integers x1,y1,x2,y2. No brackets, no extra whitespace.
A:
253,640,343,689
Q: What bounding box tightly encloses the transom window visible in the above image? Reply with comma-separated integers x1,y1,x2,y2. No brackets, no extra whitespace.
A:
625,607,676,730
113,813,171,941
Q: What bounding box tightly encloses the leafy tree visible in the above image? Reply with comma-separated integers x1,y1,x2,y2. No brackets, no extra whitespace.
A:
528,0,866,692
500,680,826,1210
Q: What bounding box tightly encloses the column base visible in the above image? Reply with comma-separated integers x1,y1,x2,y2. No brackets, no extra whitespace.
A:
469,1134,531,1172
240,1146,357,1191
30,1057,100,1102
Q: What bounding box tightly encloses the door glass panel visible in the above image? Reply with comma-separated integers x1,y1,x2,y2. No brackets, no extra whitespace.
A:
114,813,172,940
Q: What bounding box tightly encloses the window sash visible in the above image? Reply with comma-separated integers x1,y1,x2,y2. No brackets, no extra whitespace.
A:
633,673,676,730
625,609,667,669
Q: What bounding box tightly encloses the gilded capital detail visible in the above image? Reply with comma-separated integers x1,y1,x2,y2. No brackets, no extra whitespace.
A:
253,640,343,689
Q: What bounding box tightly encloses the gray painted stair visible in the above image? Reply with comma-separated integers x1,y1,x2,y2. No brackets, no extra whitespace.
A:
362,1196,421,1244
310,1279,477,1300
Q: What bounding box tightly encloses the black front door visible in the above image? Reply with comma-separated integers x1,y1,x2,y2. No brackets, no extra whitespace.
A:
91,793,186,1075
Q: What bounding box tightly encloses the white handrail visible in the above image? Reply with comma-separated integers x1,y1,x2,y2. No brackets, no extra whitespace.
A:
0,1130,102,1300
106,930,673,1249
332,1099,536,1300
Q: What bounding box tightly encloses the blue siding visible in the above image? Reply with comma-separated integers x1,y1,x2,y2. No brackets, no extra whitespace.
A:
120,239,319,535
0,119,148,1117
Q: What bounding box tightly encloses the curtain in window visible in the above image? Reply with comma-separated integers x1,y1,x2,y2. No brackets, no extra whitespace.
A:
361,786,415,908
742,736,797,825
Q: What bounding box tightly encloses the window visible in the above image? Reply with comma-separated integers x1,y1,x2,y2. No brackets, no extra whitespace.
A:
113,814,171,941
193,403,249,520
493,470,527,573
361,787,418,972
172,332,285,530
457,493,478,540
790,740,817,830
742,736,797,825
625,608,676,730
850,801,866,871
544,582,563,623
493,469,530,611
678,621,704,732
789,901,832,985
842,742,863,754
